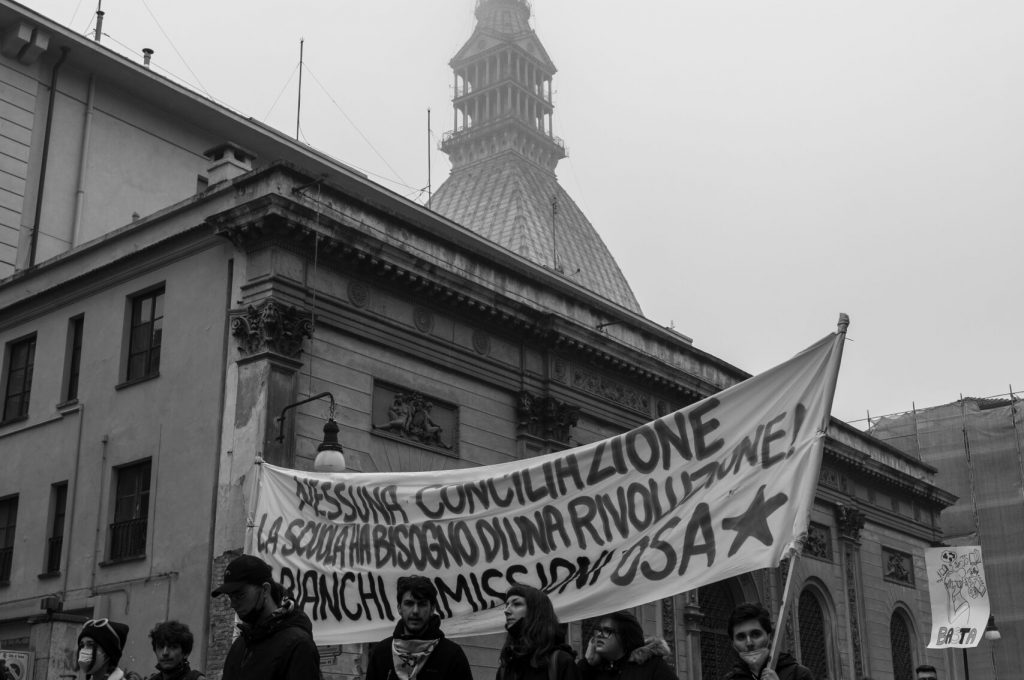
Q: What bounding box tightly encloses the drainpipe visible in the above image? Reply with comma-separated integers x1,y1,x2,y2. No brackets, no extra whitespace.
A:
71,74,95,246
27,46,69,267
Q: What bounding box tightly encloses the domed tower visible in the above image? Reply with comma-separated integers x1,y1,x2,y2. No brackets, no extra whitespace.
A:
432,0,641,313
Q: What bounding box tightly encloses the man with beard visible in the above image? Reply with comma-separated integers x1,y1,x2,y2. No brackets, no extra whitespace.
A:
146,621,204,680
365,575,473,680
722,603,812,680
212,554,321,680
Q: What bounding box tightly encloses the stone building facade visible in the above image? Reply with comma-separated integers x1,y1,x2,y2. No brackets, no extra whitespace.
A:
0,2,955,679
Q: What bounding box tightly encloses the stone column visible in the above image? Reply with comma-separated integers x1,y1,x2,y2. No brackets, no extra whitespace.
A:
837,504,867,679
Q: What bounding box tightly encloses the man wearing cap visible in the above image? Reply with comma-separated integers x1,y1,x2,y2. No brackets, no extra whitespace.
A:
212,554,321,680
365,574,473,680
77,618,134,680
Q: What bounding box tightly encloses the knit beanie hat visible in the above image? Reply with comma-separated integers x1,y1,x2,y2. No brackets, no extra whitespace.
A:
79,619,130,666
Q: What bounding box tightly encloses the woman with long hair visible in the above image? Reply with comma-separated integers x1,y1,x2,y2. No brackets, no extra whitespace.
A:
497,584,580,680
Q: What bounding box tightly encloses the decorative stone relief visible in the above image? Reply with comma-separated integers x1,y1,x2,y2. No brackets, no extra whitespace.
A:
472,330,490,355
882,547,914,586
413,307,434,333
819,465,843,491
835,505,865,543
661,597,676,669
572,367,649,414
552,359,568,383
231,300,312,358
804,522,833,561
516,391,580,444
348,281,369,308
372,384,457,452
845,543,864,678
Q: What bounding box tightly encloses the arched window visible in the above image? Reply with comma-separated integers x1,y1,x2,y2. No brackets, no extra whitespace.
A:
890,610,914,680
699,582,737,680
798,589,829,679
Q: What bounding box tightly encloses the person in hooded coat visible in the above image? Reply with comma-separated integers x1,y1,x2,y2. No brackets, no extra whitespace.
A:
211,555,321,680
496,585,579,680
365,575,473,680
576,610,678,680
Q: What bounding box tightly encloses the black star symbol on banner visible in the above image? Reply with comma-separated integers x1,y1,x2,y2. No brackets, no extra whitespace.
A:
722,484,789,557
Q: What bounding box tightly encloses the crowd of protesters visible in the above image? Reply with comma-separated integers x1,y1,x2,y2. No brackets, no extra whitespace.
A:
76,554,817,680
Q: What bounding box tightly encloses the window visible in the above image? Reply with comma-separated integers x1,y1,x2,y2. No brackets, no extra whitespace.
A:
2,335,35,423
797,589,829,680
890,610,914,680
63,316,84,403
126,288,164,382
45,483,68,574
109,460,151,560
0,496,18,583
698,581,738,680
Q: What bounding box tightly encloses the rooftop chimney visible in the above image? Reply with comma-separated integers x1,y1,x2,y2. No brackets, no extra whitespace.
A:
203,142,256,186
142,47,153,68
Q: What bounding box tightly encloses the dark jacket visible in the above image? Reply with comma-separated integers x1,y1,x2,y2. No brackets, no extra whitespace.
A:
498,644,579,680
222,602,321,680
365,618,472,680
723,652,813,680
146,661,205,680
577,638,677,680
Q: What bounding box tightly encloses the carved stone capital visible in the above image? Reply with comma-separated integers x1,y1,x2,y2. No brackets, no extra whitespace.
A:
835,504,866,542
231,300,313,359
517,391,580,444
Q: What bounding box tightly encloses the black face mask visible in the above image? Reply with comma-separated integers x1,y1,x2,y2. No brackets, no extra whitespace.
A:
239,590,266,625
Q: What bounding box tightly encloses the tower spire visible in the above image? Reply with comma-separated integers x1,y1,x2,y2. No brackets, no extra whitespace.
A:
441,0,564,173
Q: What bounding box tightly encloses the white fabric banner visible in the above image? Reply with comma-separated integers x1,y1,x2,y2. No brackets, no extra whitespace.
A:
925,546,991,649
252,331,844,644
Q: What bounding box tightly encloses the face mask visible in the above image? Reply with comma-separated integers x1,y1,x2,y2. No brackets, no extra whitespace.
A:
239,590,266,625
77,647,94,670
740,648,769,671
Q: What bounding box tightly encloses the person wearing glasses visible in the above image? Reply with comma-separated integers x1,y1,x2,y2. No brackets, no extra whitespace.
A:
497,584,579,680
77,618,134,680
723,602,812,680
577,611,677,680
211,554,321,680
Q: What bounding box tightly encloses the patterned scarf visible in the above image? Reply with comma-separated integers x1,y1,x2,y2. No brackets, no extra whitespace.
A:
391,637,439,680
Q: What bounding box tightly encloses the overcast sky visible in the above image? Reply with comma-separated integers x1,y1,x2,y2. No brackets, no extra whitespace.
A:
24,0,1023,424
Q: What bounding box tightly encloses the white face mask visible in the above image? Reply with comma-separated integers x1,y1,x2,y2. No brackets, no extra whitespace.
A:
740,648,770,671
77,647,94,671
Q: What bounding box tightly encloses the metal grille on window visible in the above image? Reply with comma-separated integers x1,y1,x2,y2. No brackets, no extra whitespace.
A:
797,590,829,680
698,582,736,680
890,611,914,680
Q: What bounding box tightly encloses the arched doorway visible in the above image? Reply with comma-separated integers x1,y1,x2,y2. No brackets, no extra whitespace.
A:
698,581,738,680
797,588,830,678
890,609,914,680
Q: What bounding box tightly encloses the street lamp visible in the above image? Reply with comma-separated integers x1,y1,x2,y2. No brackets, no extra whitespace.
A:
275,391,345,471
962,615,1001,680
983,615,1001,641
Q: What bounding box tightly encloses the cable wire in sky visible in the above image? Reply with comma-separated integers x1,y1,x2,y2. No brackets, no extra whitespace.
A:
139,0,210,97
263,64,300,122
302,63,408,188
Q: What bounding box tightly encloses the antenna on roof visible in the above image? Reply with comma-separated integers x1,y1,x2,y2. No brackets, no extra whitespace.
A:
93,0,103,42
427,108,432,206
296,38,304,141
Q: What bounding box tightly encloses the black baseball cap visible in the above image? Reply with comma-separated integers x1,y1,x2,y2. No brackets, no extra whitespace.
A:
211,555,273,597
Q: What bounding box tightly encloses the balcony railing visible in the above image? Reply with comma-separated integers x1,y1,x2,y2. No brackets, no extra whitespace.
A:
109,518,147,560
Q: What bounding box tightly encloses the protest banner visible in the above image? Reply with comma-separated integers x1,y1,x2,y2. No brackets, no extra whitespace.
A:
252,326,845,643
925,546,991,649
